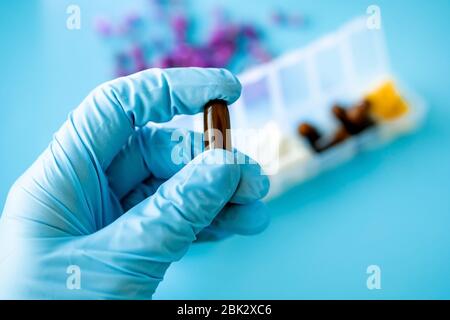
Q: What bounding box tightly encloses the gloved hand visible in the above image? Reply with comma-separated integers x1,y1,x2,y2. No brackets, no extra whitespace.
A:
0,68,270,299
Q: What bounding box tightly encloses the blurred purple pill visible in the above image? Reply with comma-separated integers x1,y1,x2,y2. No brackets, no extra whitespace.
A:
289,14,305,26
172,14,188,41
241,25,259,40
270,10,285,25
131,45,147,70
94,17,113,36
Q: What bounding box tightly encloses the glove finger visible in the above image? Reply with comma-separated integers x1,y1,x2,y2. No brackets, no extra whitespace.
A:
209,201,270,235
121,181,269,238
230,162,270,205
108,127,269,202
195,201,270,242
120,177,165,212
117,159,269,210
195,227,231,242
56,68,241,171
106,127,201,199
88,149,241,265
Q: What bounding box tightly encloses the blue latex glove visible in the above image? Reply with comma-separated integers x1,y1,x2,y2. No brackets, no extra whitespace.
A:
0,68,270,299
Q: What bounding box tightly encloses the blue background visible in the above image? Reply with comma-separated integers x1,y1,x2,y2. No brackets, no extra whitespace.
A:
1,0,449,299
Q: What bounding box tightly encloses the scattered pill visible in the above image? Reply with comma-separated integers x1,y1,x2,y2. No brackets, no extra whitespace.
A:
94,17,113,37
270,8,308,28
95,3,273,76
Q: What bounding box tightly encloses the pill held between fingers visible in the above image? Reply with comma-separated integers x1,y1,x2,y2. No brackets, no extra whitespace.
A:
203,99,232,151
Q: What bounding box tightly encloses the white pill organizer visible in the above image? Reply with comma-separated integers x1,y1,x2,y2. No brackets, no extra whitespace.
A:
161,17,427,199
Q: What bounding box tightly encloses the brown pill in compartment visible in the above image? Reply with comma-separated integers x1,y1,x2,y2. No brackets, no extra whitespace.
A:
346,100,374,132
298,122,350,153
332,104,359,134
298,123,322,152
299,99,376,153
203,99,232,151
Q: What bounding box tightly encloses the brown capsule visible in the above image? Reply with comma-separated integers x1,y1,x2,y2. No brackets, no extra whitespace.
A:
332,104,359,135
203,99,232,151
323,127,351,150
332,100,374,135
298,121,351,153
298,123,322,153
346,99,374,132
